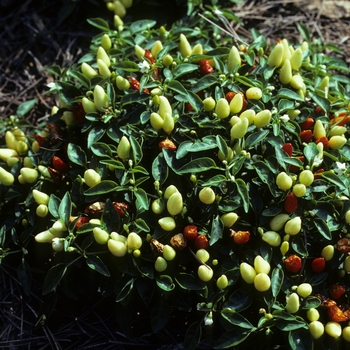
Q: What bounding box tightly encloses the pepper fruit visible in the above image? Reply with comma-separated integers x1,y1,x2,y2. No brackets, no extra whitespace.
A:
193,235,209,250
231,230,250,244
52,156,69,173
199,59,214,76
178,33,192,58
329,284,346,300
158,138,177,151
300,130,313,143
281,143,293,157
299,117,314,130
227,45,241,71
284,192,298,213
311,257,326,273
183,225,198,241
284,254,302,273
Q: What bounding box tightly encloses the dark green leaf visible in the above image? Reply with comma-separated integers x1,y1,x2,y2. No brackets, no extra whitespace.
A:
91,142,112,157
42,263,68,295
67,143,87,167
209,215,224,246
130,135,143,165
289,329,314,350
276,319,308,331
115,278,134,302
102,199,121,234
301,296,321,310
177,157,217,174
236,179,249,213
86,255,110,277
313,218,331,240
245,130,269,149
151,297,170,333
68,70,90,88
184,321,202,350
87,17,110,31
48,194,61,218
173,63,198,79
84,180,118,196
271,267,284,298
87,125,106,149
16,99,38,117
309,91,330,113
130,19,156,34
59,192,72,228
214,329,251,349
134,187,149,212
216,135,228,159
17,259,32,296
303,142,319,166
176,273,206,290
277,88,304,102
223,288,252,312
156,275,175,291
121,91,149,105
152,153,168,184
321,171,347,191
134,218,150,232
115,61,140,72
221,310,254,329
191,75,217,93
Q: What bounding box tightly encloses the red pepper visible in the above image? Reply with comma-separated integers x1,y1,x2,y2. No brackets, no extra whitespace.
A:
72,102,86,123
225,91,235,103
113,202,130,217
230,230,250,244
311,257,326,273
52,156,69,173
284,254,302,273
289,155,305,173
281,143,293,157
34,133,47,147
313,168,325,180
330,113,350,126
300,130,313,143
158,138,177,151
199,59,214,76
284,192,298,213
299,117,314,130
315,136,329,149
314,106,325,116
193,235,209,250
48,166,63,185
329,284,346,300
183,225,198,241
128,77,149,94
144,49,155,64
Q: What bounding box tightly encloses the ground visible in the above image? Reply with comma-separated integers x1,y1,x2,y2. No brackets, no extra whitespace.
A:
0,0,349,348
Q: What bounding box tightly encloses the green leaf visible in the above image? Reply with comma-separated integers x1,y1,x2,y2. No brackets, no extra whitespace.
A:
115,278,134,303
130,19,157,34
301,296,321,310
321,171,347,191
151,297,170,333
277,88,304,102
16,99,38,117
156,275,175,291
86,17,110,31
102,199,121,234
308,91,330,113
48,194,61,218
17,259,32,296
221,310,254,329
245,130,270,149
59,192,72,228
121,91,149,105
271,267,284,298
236,179,249,213
176,273,206,290
313,218,331,240
303,142,319,166
209,215,224,246
152,153,168,184
183,321,202,350
42,263,68,295
134,187,149,212
216,135,228,158
86,255,110,277
68,69,90,89
87,125,106,149
67,143,87,167
289,329,314,350
84,180,118,196
91,142,112,157
276,318,308,331
134,218,150,232
177,157,217,174
115,61,140,72
296,22,310,41
223,288,252,312
191,75,217,93
130,135,143,165
214,329,251,349
173,63,198,79
253,161,277,197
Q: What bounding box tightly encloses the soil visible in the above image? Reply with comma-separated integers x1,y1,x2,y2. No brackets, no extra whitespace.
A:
0,0,349,348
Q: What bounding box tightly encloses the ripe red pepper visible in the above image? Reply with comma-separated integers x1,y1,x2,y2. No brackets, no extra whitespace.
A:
289,155,305,173
300,130,313,143
75,216,90,229
231,230,250,244
52,156,69,173
313,168,324,180
185,103,194,111
48,166,63,185
311,257,326,273
299,117,315,130
158,138,177,151
113,202,130,217
72,102,86,123
314,106,325,116
183,225,198,241
128,77,149,94
34,133,47,147
330,113,350,126
199,59,214,76
225,91,236,103
281,143,293,157
284,254,302,273
284,192,298,213
315,136,329,149
193,234,209,250
329,284,346,300
144,49,155,64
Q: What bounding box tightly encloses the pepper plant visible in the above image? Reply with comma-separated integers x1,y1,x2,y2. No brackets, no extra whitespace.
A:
1,2,350,349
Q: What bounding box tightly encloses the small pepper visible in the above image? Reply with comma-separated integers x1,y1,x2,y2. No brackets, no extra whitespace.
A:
284,192,298,213
311,257,326,273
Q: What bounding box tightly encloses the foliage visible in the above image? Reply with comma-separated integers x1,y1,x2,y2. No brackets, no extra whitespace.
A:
1,1,350,348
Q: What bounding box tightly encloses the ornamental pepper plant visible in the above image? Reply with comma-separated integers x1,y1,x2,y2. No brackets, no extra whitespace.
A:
1,2,350,349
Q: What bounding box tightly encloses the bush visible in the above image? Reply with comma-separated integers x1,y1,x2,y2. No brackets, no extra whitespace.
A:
1,1,350,348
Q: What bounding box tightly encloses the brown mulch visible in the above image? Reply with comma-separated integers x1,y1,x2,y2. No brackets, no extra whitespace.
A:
0,0,349,348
